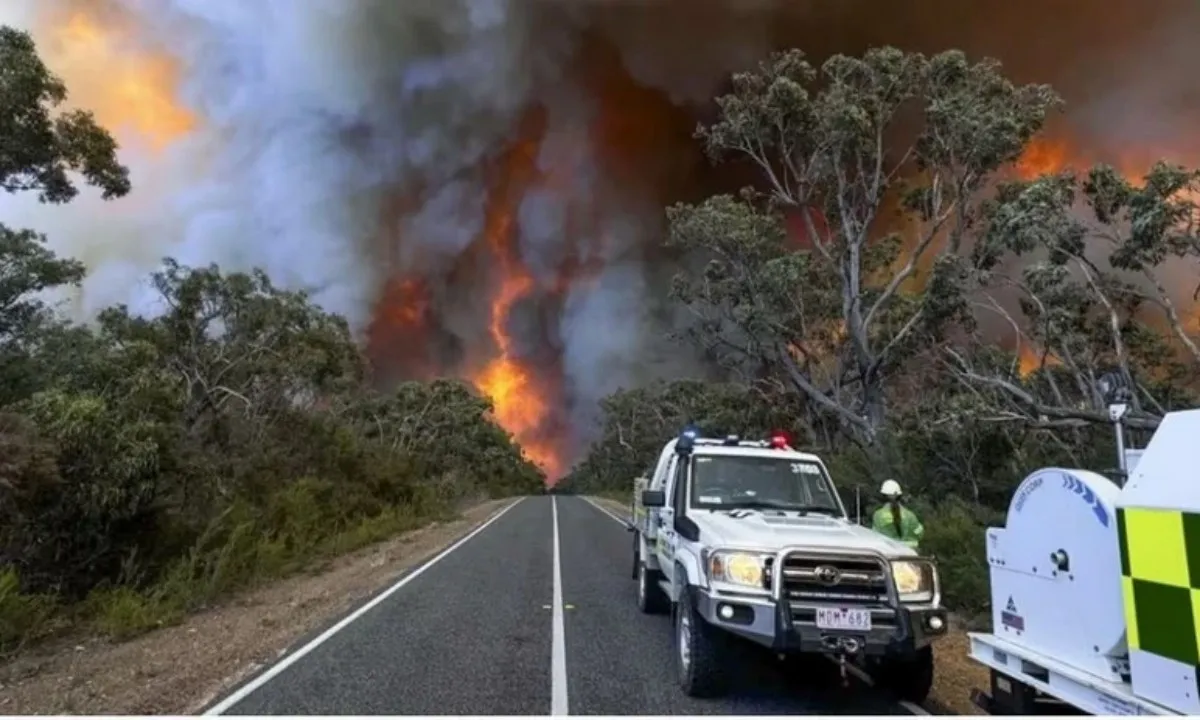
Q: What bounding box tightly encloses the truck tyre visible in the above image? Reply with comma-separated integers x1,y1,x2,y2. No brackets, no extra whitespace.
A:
637,561,669,614
675,586,728,697
875,645,934,705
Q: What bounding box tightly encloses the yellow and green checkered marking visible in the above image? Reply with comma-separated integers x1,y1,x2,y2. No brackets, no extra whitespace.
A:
1117,507,1200,666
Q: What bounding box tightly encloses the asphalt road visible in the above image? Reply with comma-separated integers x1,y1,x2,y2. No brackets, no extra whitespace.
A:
205,496,923,716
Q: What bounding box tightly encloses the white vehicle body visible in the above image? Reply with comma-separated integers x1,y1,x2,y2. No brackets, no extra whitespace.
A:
969,408,1200,716
630,432,947,700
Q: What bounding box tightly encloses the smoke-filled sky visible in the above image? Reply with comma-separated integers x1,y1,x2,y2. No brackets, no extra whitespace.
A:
3,0,1198,477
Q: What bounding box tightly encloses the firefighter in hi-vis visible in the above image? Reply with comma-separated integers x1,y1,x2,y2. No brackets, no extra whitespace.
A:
871,479,924,550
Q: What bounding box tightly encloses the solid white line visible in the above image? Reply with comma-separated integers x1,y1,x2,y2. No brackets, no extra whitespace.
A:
551,497,569,716
578,494,928,715
581,496,629,526
899,699,931,715
204,497,526,715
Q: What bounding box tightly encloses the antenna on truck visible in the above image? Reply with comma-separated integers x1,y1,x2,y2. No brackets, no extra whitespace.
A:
1097,370,1133,486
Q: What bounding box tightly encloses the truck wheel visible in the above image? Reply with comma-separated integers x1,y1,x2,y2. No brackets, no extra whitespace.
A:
875,645,934,705
637,561,669,614
675,587,728,697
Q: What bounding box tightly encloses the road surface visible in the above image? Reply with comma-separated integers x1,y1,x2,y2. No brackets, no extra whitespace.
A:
205,496,926,716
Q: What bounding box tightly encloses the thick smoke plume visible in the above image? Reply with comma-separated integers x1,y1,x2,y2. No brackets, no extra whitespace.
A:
2,0,1198,476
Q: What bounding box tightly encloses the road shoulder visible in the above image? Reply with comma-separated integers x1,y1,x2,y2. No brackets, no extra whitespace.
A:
588,495,630,521
0,498,513,715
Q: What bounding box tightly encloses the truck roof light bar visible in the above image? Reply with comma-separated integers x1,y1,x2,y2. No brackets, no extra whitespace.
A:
680,437,776,449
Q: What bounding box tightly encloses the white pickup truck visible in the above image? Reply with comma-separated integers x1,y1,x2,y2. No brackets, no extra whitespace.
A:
629,429,947,701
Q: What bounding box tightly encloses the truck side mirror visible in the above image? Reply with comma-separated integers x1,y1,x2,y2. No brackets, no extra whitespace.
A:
641,490,666,508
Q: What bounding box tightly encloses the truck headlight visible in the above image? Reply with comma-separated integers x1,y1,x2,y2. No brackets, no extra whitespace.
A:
891,560,937,604
708,551,767,589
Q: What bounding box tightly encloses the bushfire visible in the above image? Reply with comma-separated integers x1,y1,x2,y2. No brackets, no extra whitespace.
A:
469,115,561,478
19,1,1200,484
1010,134,1200,376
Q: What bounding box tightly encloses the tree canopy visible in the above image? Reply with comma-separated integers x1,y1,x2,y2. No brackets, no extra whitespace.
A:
665,48,1062,447
0,26,130,203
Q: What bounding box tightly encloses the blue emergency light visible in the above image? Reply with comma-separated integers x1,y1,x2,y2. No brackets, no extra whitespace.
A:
676,426,699,453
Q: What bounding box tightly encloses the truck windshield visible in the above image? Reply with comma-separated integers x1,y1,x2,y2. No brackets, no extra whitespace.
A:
689,455,842,514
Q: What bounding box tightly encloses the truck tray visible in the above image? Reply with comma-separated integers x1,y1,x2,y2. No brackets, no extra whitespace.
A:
968,632,1175,716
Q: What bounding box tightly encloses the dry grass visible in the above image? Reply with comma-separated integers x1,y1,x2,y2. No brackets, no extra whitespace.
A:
928,622,989,714
589,496,632,519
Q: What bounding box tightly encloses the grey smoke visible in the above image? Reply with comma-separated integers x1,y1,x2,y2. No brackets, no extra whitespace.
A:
2,0,1197,466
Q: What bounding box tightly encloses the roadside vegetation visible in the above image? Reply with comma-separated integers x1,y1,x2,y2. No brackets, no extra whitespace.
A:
559,47,1200,619
0,27,543,654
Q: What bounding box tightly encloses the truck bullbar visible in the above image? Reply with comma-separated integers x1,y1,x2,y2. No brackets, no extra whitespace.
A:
775,553,890,604
772,548,901,634
768,546,907,602
700,544,921,610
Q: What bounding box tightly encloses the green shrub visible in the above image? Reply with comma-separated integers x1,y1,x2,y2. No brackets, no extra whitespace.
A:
0,568,58,653
919,497,1001,619
86,585,180,641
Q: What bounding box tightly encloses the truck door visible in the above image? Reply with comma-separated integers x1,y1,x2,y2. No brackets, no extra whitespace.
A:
659,454,688,584
655,454,678,579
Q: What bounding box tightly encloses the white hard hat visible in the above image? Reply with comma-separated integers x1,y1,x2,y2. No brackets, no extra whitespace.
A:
880,479,902,497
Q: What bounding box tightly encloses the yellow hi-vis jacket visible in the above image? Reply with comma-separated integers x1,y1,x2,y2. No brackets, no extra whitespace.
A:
871,503,924,549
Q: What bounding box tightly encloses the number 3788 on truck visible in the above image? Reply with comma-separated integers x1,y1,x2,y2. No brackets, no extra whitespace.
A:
629,428,948,701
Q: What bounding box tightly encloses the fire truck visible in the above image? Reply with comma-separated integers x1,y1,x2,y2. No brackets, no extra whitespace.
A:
629,428,947,700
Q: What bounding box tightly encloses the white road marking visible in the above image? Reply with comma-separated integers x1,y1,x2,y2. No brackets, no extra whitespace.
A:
581,496,631,526
579,495,931,716
900,699,931,715
551,497,570,715
204,498,526,715
840,662,930,715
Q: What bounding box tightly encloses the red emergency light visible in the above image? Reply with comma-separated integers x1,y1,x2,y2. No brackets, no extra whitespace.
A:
768,431,791,449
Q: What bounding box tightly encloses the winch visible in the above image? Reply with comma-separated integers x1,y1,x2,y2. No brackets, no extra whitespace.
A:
985,466,1127,681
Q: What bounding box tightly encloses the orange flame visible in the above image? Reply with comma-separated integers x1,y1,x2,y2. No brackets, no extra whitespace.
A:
365,275,437,382
44,11,195,151
383,278,429,329
1013,134,1199,185
1016,344,1062,378
469,115,562,479
1014,138,1071,180
1012,134,1200,349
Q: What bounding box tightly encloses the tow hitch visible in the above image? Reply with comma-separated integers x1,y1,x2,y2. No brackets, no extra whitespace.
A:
821,636,862,687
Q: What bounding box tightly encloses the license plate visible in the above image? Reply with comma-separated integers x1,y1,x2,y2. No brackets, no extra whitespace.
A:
816,607,872,631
